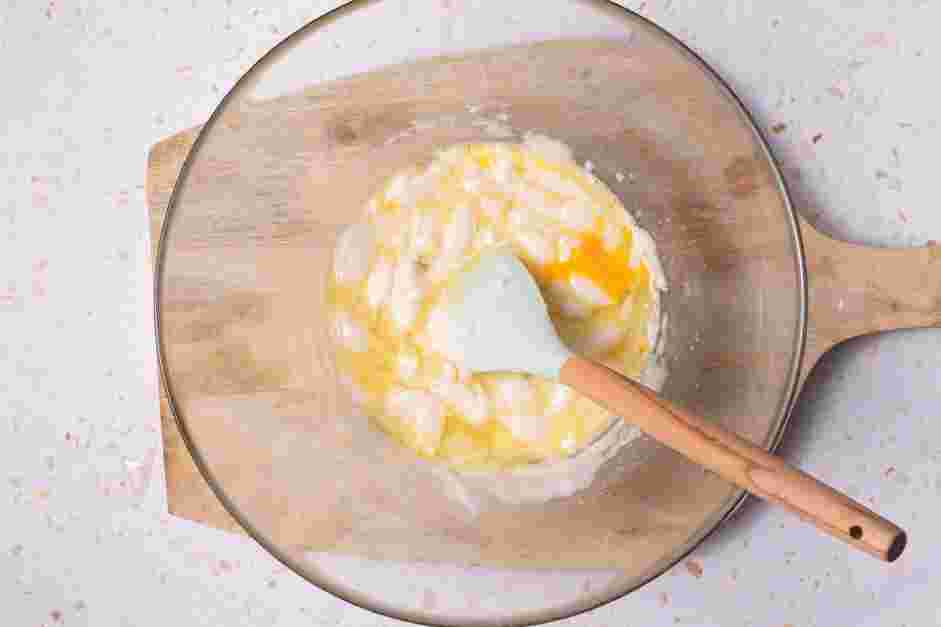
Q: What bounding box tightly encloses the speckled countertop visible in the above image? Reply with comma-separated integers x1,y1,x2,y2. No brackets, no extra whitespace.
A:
2,1,939,626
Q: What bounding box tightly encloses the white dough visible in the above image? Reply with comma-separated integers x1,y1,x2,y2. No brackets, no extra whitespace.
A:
569,274,613,307
531,171,590,209
507,208,527,230
333,223,374,283
435,382,490,426
366,259,393,309
475,227,498,250
425,305,461,363
479,197,504,221
462,173,482,193
409,211,437,258
439,205,474,264
372,212,406,248
557,234,577,262
546,383,574,415
331,311,368,353
575,322,626,357
384,172,410,202
602,221,623,252
397,346,419,381
515,231,553,266
385,258,425,331
386,388,444,454
491,149,513,184
438,361,458,384
490,376,534,412
523,132,575,164
499,414,548,444
558,202,597,231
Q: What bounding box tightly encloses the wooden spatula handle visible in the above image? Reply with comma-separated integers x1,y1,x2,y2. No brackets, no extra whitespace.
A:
560,356,907,562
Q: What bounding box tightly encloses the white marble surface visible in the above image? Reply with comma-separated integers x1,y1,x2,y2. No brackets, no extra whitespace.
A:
2,1,939,625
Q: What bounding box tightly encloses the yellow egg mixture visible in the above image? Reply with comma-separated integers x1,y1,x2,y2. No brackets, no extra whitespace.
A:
327,135,664,470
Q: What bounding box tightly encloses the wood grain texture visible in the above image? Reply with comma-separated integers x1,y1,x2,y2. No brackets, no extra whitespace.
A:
560,356,906,561
144,38,938,563
148,131,243,533
799,217,941,386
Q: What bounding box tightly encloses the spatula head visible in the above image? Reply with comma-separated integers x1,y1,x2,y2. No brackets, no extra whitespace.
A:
444,251,573,380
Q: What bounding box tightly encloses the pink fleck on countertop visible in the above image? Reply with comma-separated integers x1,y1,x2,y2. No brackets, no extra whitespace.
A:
32,259,48,298
826,79,850,99
126,447,157,498
32,181,50,209
422,588,438,610
861,31,893,48
0,283,16,306
685,559,704,578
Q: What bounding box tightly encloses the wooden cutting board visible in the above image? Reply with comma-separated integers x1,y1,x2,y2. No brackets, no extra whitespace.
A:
146,39,941,544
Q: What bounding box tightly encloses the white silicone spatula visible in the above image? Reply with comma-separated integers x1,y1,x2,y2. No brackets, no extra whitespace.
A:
445,251,906,562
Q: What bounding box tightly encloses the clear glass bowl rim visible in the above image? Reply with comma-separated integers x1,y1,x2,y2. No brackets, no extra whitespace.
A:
153,2,809,625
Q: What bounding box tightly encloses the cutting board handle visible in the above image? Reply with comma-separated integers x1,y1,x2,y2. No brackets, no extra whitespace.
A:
801,216,941,382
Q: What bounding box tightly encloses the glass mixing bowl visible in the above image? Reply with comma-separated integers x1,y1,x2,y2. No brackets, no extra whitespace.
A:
155,1,806,624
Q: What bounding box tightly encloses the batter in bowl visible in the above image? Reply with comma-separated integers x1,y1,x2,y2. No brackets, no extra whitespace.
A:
327,134,666,470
